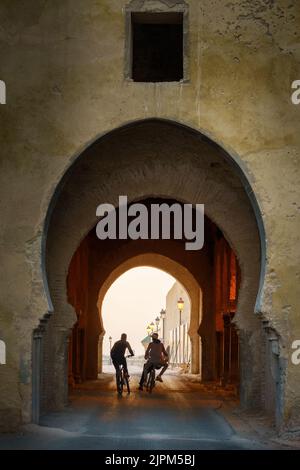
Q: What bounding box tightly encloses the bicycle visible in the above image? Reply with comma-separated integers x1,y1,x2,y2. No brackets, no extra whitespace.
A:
115,355,132,396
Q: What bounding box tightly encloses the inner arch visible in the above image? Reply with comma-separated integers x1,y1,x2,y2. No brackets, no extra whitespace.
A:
97,254,202,375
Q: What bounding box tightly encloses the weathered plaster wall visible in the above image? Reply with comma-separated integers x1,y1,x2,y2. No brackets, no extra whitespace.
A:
0,0,299,432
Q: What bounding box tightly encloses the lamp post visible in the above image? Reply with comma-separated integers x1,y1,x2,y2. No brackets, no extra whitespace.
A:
177,297,184,365
109,336,112,364
160,308,166,342
155,316,160,333
177,297,184,326
150,321,155,333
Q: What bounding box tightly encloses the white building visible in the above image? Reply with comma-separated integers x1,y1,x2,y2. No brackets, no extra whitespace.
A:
163,282,191,368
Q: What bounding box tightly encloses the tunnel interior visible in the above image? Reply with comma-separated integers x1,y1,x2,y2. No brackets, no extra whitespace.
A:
66,199,240,396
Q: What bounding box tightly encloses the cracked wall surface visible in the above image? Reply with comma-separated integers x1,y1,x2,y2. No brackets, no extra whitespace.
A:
0,0,299,432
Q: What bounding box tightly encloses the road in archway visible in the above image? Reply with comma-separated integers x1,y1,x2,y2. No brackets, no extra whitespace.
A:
0,374,284,450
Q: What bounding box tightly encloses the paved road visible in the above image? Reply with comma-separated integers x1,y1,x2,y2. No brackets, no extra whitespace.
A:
0,373,281,450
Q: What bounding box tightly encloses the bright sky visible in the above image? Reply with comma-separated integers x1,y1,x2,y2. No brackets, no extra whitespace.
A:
102,267,175,356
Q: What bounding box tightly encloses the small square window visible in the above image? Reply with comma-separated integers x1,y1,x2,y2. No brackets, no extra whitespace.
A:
131,12,184,83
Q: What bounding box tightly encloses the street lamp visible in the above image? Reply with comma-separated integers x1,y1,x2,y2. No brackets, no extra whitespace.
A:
177,297,184,326
177,297,184,365
146,324,152,336
155,316,160,332
109,336,112,364
160,308,166,342
150,321,155,333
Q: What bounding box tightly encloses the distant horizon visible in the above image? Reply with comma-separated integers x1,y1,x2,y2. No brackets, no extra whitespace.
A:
102,267,176,356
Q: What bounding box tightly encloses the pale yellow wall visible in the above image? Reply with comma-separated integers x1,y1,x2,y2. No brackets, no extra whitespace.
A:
164,281,191,343
164,281,192,367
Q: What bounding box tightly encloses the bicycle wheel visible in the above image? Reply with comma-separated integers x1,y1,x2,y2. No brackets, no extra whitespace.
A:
146,370,152,392
149,368,156,393
116,369,123,395
146,368,155,393
124,374,130,394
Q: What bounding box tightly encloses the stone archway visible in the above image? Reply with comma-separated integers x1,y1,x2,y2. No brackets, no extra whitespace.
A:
66,208,217,385
37,118,266,421
97,253,202,375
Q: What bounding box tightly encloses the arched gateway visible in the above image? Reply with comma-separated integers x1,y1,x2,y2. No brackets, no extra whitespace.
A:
33,119,272,424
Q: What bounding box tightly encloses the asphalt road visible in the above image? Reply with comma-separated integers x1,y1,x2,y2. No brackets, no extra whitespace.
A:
0,373,283,450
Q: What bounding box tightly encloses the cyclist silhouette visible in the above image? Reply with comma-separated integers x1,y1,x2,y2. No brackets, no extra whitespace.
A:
110,333,134,378
138,332,168,391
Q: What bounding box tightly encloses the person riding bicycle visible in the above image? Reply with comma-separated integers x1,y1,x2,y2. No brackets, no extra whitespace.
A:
110,333,134,378
138,332,168,391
